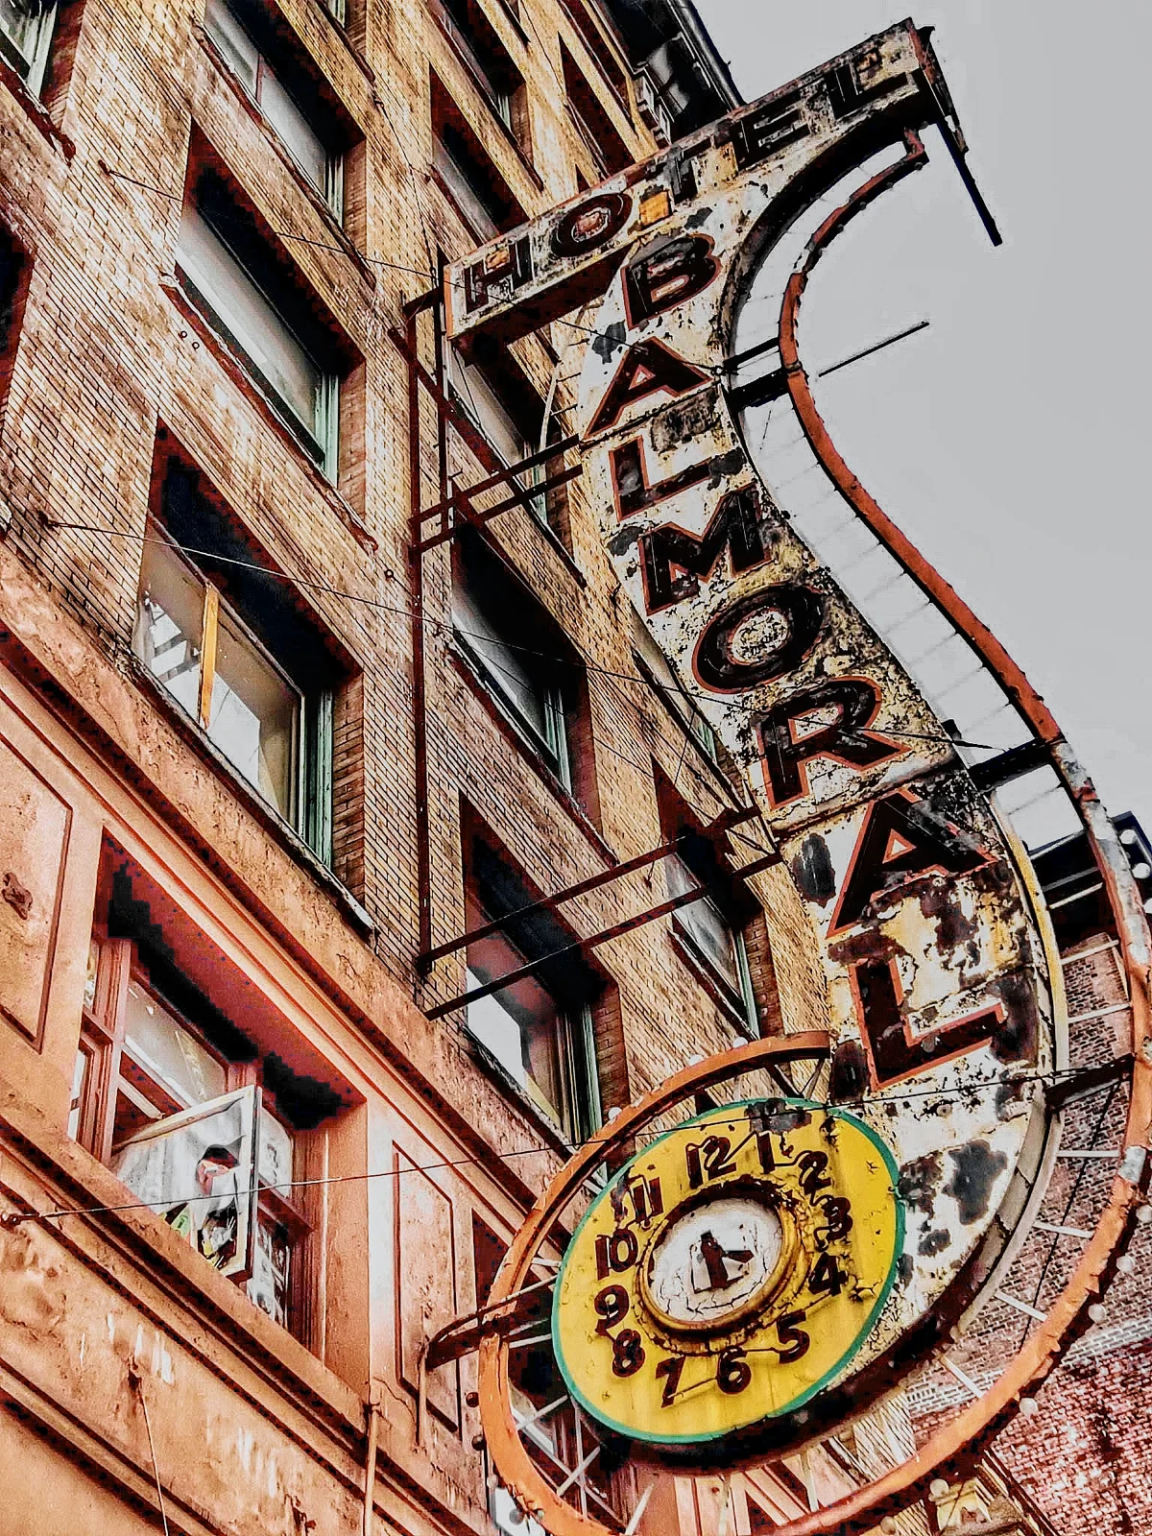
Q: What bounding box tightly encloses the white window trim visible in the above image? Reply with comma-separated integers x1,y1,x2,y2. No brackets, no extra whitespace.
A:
0,0,57,95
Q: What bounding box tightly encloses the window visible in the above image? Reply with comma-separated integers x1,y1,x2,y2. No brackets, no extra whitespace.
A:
463,832,602,1143
452,533,579,790
324,0,345,21
631,606,718,764
133,455,348,864
431,75,525,241
175,167,341,477
203,0,345,218
665,851,756,1029
70,875,337,1339
452,344,552,527
656,772,759,1033
0,221,29,415
557,0,628,110
432,0,527,152
560,42,631,177
0,0,56,94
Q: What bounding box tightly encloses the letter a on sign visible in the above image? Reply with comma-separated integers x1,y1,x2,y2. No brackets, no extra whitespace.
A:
588,340,709,436
828,791,988,934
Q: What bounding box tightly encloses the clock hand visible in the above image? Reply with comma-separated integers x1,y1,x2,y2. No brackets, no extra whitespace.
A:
696,1230,754,1292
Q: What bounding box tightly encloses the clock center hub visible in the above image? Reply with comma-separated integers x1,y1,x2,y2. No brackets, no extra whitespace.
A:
641,1195,786,1334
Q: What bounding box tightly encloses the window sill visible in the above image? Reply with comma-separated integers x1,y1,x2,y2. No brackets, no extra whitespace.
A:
194,28,376,292
0,1081,364,1445
160,275,378,553
448,641,617,864
668,926,755,1040
0,50,75,159
129,655,375,937
432,18,544,193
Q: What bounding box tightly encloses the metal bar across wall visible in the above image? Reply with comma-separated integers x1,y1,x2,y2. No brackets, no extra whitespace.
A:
418,807,760,970
425,851,779,1021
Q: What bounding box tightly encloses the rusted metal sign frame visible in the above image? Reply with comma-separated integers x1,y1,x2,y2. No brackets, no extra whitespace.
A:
435,17,1152,1536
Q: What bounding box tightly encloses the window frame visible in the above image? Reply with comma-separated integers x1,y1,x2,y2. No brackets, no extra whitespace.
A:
0,0,57,96
432,0,526,149
175,181,341,479
452,561,574,792
134,525,335,860
431,75,526,241
666,850,758,1034
72,930,314,1338
463,836,603,1145
450,348,549,528
203,0,346,219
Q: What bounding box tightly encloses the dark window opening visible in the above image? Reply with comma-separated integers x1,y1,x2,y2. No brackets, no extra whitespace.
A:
557,0,628,110
70,844,357,1343
560,42,631,177
134,444,358,868
431,74,526,241
0,222,30,419
462,817,603,1143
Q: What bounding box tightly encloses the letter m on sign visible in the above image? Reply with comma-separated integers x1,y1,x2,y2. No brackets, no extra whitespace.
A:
640,486,772,614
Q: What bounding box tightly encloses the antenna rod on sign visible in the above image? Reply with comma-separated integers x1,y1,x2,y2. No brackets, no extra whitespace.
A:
817,319,931,378
914,69,1004,247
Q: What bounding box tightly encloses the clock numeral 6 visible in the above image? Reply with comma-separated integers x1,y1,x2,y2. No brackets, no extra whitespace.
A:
594,1284,631,1336
655,1355,684,1407
611,1329,646,1377
716,1346,752,1395
775,1309,810,1363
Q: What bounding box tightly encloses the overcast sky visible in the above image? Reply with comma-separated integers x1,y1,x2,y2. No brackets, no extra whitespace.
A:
695,0,1151,836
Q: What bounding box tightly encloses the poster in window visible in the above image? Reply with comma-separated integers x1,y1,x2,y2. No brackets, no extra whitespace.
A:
111,1085,258,1281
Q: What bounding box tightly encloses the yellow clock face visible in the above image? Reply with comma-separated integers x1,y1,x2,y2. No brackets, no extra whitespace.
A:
551,1100,903,1445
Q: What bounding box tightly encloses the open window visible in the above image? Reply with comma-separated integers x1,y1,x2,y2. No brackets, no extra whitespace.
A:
431,0,529,157
451,531,597,817
133,445,359,870
462,819,603,1143
0,0,57,94
451,336,559,532
655,767,762,1034
431,73,526,241
70,845,356,1340
175,148,352,479
203,0,354,219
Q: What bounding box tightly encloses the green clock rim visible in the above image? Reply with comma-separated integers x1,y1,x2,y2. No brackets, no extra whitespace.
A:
549,1097,906,1447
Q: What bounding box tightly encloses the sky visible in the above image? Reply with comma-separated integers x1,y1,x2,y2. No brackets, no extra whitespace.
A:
693,0,1152,835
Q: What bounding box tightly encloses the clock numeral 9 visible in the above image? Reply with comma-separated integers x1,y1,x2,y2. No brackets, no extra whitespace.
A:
611,1329,646,1377
775,1309,810,1364
594,1284,630,1336
595,1228,639,1280
654,1355,684,1407
716,1346,751,1395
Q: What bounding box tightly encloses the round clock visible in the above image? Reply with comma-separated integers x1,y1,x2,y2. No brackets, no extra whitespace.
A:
552,1101,902,1444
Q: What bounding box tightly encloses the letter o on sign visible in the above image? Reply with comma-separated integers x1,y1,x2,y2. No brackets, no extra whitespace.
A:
551,192,632,259
694,585,825,692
